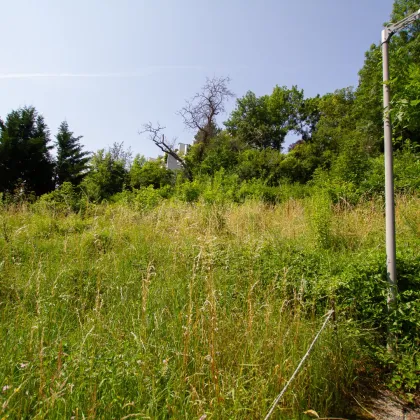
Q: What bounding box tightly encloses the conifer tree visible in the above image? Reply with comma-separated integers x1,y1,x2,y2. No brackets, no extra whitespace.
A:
0,106,54,196
55,121,90,186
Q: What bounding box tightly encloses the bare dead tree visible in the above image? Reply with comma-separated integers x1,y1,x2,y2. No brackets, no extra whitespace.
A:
178,76,235,147
140,76,234,178
139,122,193,181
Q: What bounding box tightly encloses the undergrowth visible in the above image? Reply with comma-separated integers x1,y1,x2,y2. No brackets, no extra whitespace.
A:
0,194,419,418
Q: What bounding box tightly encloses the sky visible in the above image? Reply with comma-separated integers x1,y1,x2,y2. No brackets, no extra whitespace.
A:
0,0,395,158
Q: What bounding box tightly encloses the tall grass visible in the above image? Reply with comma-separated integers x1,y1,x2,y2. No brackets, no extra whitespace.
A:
0,195,419,418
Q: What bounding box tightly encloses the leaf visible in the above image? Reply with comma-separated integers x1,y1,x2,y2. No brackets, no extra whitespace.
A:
410,99,420,106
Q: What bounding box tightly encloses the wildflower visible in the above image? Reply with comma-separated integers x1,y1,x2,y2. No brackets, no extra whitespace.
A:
204,355,212,362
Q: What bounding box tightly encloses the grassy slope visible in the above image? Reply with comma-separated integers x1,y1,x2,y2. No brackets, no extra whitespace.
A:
0,196,419,419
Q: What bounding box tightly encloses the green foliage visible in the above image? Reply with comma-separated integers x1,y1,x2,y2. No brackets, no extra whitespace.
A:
0,106,54,196
176,179,202,202
311,145,420,204
55,121,90,186
331,140,370,185
111,186,167,210
236,148,284,184
200,170,240,204
308,192,333,249
394,144,420,192
133,186,164,210
128,153,146,186
356,0,420,150
2,190,420,417
336,249,420,393
80,146,129,202
391,0,420,22
287,141,323,181
354,45,384,151
237,179,279,203
311,88,357,158
129,157,174,189
225,86,314,150
38,182,81,213
187,131,241,176
392,65,420,145
0,199,367,418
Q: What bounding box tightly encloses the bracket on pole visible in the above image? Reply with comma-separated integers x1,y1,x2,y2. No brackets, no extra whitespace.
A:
382,9,420,43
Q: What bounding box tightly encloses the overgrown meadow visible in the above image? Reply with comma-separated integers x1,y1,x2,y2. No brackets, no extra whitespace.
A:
1,193,419,419
1,0,420,417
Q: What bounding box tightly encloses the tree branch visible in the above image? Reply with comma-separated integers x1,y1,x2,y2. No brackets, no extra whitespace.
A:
177,76,234,145
139,122,193,181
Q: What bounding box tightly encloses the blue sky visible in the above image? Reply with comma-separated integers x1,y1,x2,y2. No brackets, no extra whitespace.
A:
0,0,394,157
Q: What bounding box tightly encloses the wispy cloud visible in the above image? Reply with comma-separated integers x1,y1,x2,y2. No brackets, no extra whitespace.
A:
0,66,203,79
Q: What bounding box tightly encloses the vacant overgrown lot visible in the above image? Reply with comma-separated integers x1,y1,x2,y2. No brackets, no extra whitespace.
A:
1,196,419,418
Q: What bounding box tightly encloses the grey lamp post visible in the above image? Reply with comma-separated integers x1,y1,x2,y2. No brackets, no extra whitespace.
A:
381,9,420,320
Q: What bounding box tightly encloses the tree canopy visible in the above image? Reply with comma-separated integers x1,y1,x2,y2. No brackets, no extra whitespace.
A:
0,106,54,196
55,121,90,187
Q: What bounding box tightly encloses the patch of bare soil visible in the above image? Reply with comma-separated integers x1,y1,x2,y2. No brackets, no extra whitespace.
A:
350,388,420,420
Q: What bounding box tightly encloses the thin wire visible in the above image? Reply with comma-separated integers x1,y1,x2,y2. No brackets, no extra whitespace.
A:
264,309,335,420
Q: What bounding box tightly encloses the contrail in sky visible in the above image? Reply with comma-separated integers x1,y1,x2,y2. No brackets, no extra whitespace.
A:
0,66,204,79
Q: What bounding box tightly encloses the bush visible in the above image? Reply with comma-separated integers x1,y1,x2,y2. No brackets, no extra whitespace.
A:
38,182,81,213
238,179,279,203
201,170,241,204
134,186,163,210
129,159,174,190
335,250,420,393
176,180,201,203
312,147,420,204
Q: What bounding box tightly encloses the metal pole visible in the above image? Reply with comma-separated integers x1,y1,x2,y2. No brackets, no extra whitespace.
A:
381,29,397,315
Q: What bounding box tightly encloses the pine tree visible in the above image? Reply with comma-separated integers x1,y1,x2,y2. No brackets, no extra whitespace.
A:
55,121,90,186
0,106,55,196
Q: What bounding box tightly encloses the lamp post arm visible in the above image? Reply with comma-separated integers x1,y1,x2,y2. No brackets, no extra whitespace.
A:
383,9,420,42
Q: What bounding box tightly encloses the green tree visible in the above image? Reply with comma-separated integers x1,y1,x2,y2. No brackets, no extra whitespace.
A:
80,144,129,201
129,157,173,189
55,121,90,186
0,106,54,196
311,88,357,158
225,91,277,150
283,88,357,183
355,0,420,149
186,131,242,176
178,76,234,163
235,148,284,184
354,44,383,151
225,86,313,150
129,153,147,187
392,64,420,142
